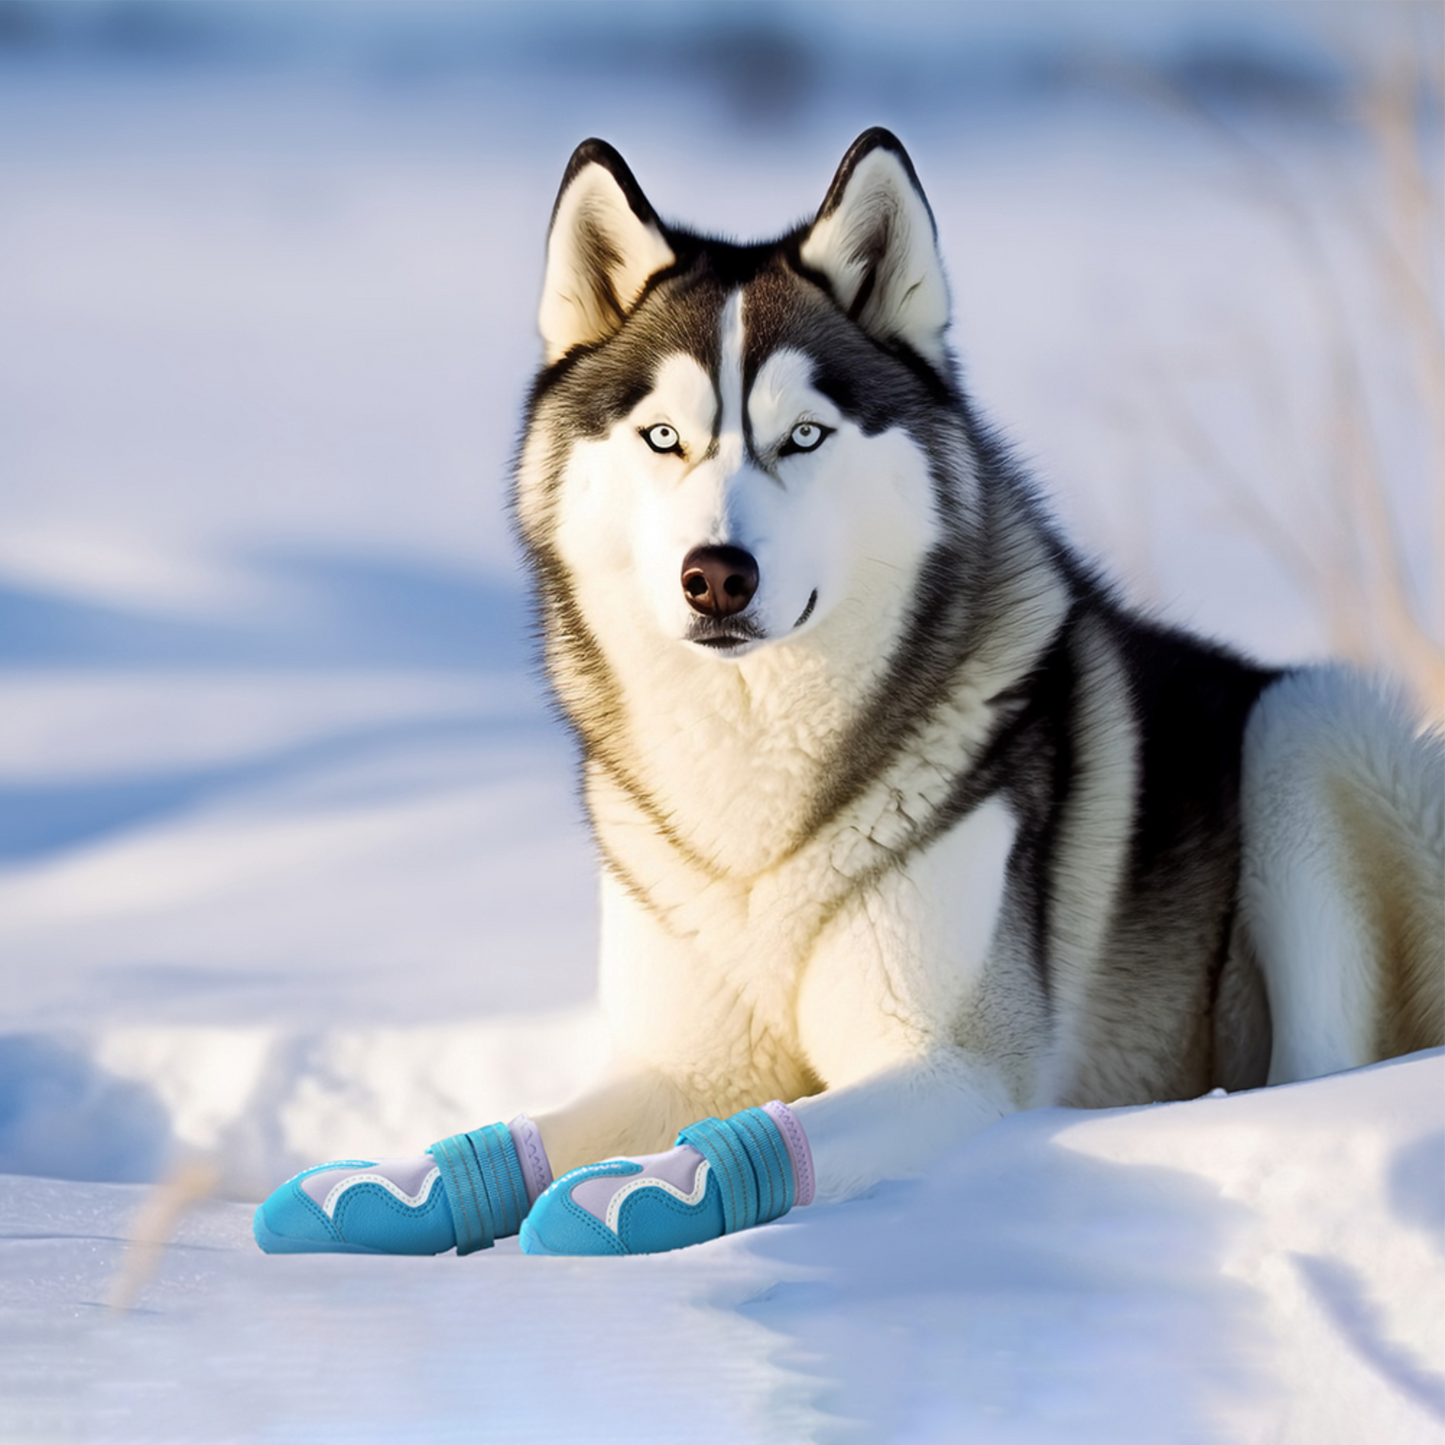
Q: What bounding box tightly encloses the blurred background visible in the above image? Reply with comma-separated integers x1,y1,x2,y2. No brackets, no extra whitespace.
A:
0,0,1439,1194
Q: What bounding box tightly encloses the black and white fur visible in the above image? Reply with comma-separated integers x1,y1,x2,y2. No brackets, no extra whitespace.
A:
513,130,1444,1201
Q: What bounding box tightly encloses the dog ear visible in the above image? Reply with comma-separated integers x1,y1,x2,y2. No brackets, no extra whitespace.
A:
800,129,950,366
539,140,676,364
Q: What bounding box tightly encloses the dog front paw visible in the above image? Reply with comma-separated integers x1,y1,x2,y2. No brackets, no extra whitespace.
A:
254,1117,552,1256
519,1101,812,1256
252,1153,459,1256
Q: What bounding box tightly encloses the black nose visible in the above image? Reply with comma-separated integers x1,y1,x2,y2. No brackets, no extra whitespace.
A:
681,545,759,618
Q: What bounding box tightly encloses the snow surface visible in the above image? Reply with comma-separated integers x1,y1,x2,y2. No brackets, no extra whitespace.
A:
0,5,1440,1441
3,1055,1441,1443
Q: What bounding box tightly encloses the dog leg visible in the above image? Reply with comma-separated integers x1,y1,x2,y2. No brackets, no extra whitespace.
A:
251,1067,714,1257
786,1053,1016,1202
253,1120,536,1256
517,1053,1018,1255
1241,667,1445,1083
519,1099,813,1256
529,1068,711,1177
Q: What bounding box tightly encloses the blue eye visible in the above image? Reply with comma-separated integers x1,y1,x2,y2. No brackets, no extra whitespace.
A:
641,423,682,455
781,421,829,456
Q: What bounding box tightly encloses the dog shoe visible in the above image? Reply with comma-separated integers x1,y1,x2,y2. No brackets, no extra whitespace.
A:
253,1116,553,1256
518,1100,814,1256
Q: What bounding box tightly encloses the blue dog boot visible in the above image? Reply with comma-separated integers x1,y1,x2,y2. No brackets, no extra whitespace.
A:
515,1146,724,1256
254,1116,553,1255
253,1154,457,1255
519,1100,814,1257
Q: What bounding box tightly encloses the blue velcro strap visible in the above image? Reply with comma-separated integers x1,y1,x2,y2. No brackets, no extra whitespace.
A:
729,1106,797,1225
676,1107,796,1235
428,1122,529,1256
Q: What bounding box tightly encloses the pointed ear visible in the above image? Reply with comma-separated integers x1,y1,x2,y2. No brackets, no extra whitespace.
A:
799,129,950,366
539,140,676,364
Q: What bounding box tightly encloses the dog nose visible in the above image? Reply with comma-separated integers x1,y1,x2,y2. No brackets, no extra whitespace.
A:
681,545,759,618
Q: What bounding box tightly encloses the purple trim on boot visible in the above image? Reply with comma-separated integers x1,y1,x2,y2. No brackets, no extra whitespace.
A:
507,1115,554,1205
761,1100,815,1207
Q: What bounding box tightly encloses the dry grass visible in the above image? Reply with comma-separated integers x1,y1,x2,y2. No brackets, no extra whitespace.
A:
107,1157,220,1313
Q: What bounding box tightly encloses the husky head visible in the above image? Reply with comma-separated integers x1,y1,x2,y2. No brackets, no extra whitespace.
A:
513,129,1065,790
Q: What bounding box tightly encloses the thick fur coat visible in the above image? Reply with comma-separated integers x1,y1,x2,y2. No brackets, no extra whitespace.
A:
512,130,1444,1200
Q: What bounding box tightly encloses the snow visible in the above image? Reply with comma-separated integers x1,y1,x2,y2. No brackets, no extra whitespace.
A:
4,1054,1441,1443
0,4,1440,1441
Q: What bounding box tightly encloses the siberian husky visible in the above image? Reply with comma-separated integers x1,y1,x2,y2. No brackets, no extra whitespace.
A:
511,128,1442,1203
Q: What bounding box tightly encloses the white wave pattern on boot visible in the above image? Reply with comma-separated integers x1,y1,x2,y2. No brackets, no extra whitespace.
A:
298,1158,443,1219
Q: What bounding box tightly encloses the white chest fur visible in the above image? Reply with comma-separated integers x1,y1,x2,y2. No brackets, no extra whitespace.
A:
589,641,1025,1104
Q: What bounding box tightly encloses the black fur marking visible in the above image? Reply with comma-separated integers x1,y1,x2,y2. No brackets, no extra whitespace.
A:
1113,622,1279,966
999,621,1078,997
1118,625,1277,879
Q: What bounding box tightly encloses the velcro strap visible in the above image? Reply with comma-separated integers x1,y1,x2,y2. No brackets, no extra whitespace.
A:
428,1122,529,1255
676,1107,796,1235
728,1106,796,1225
